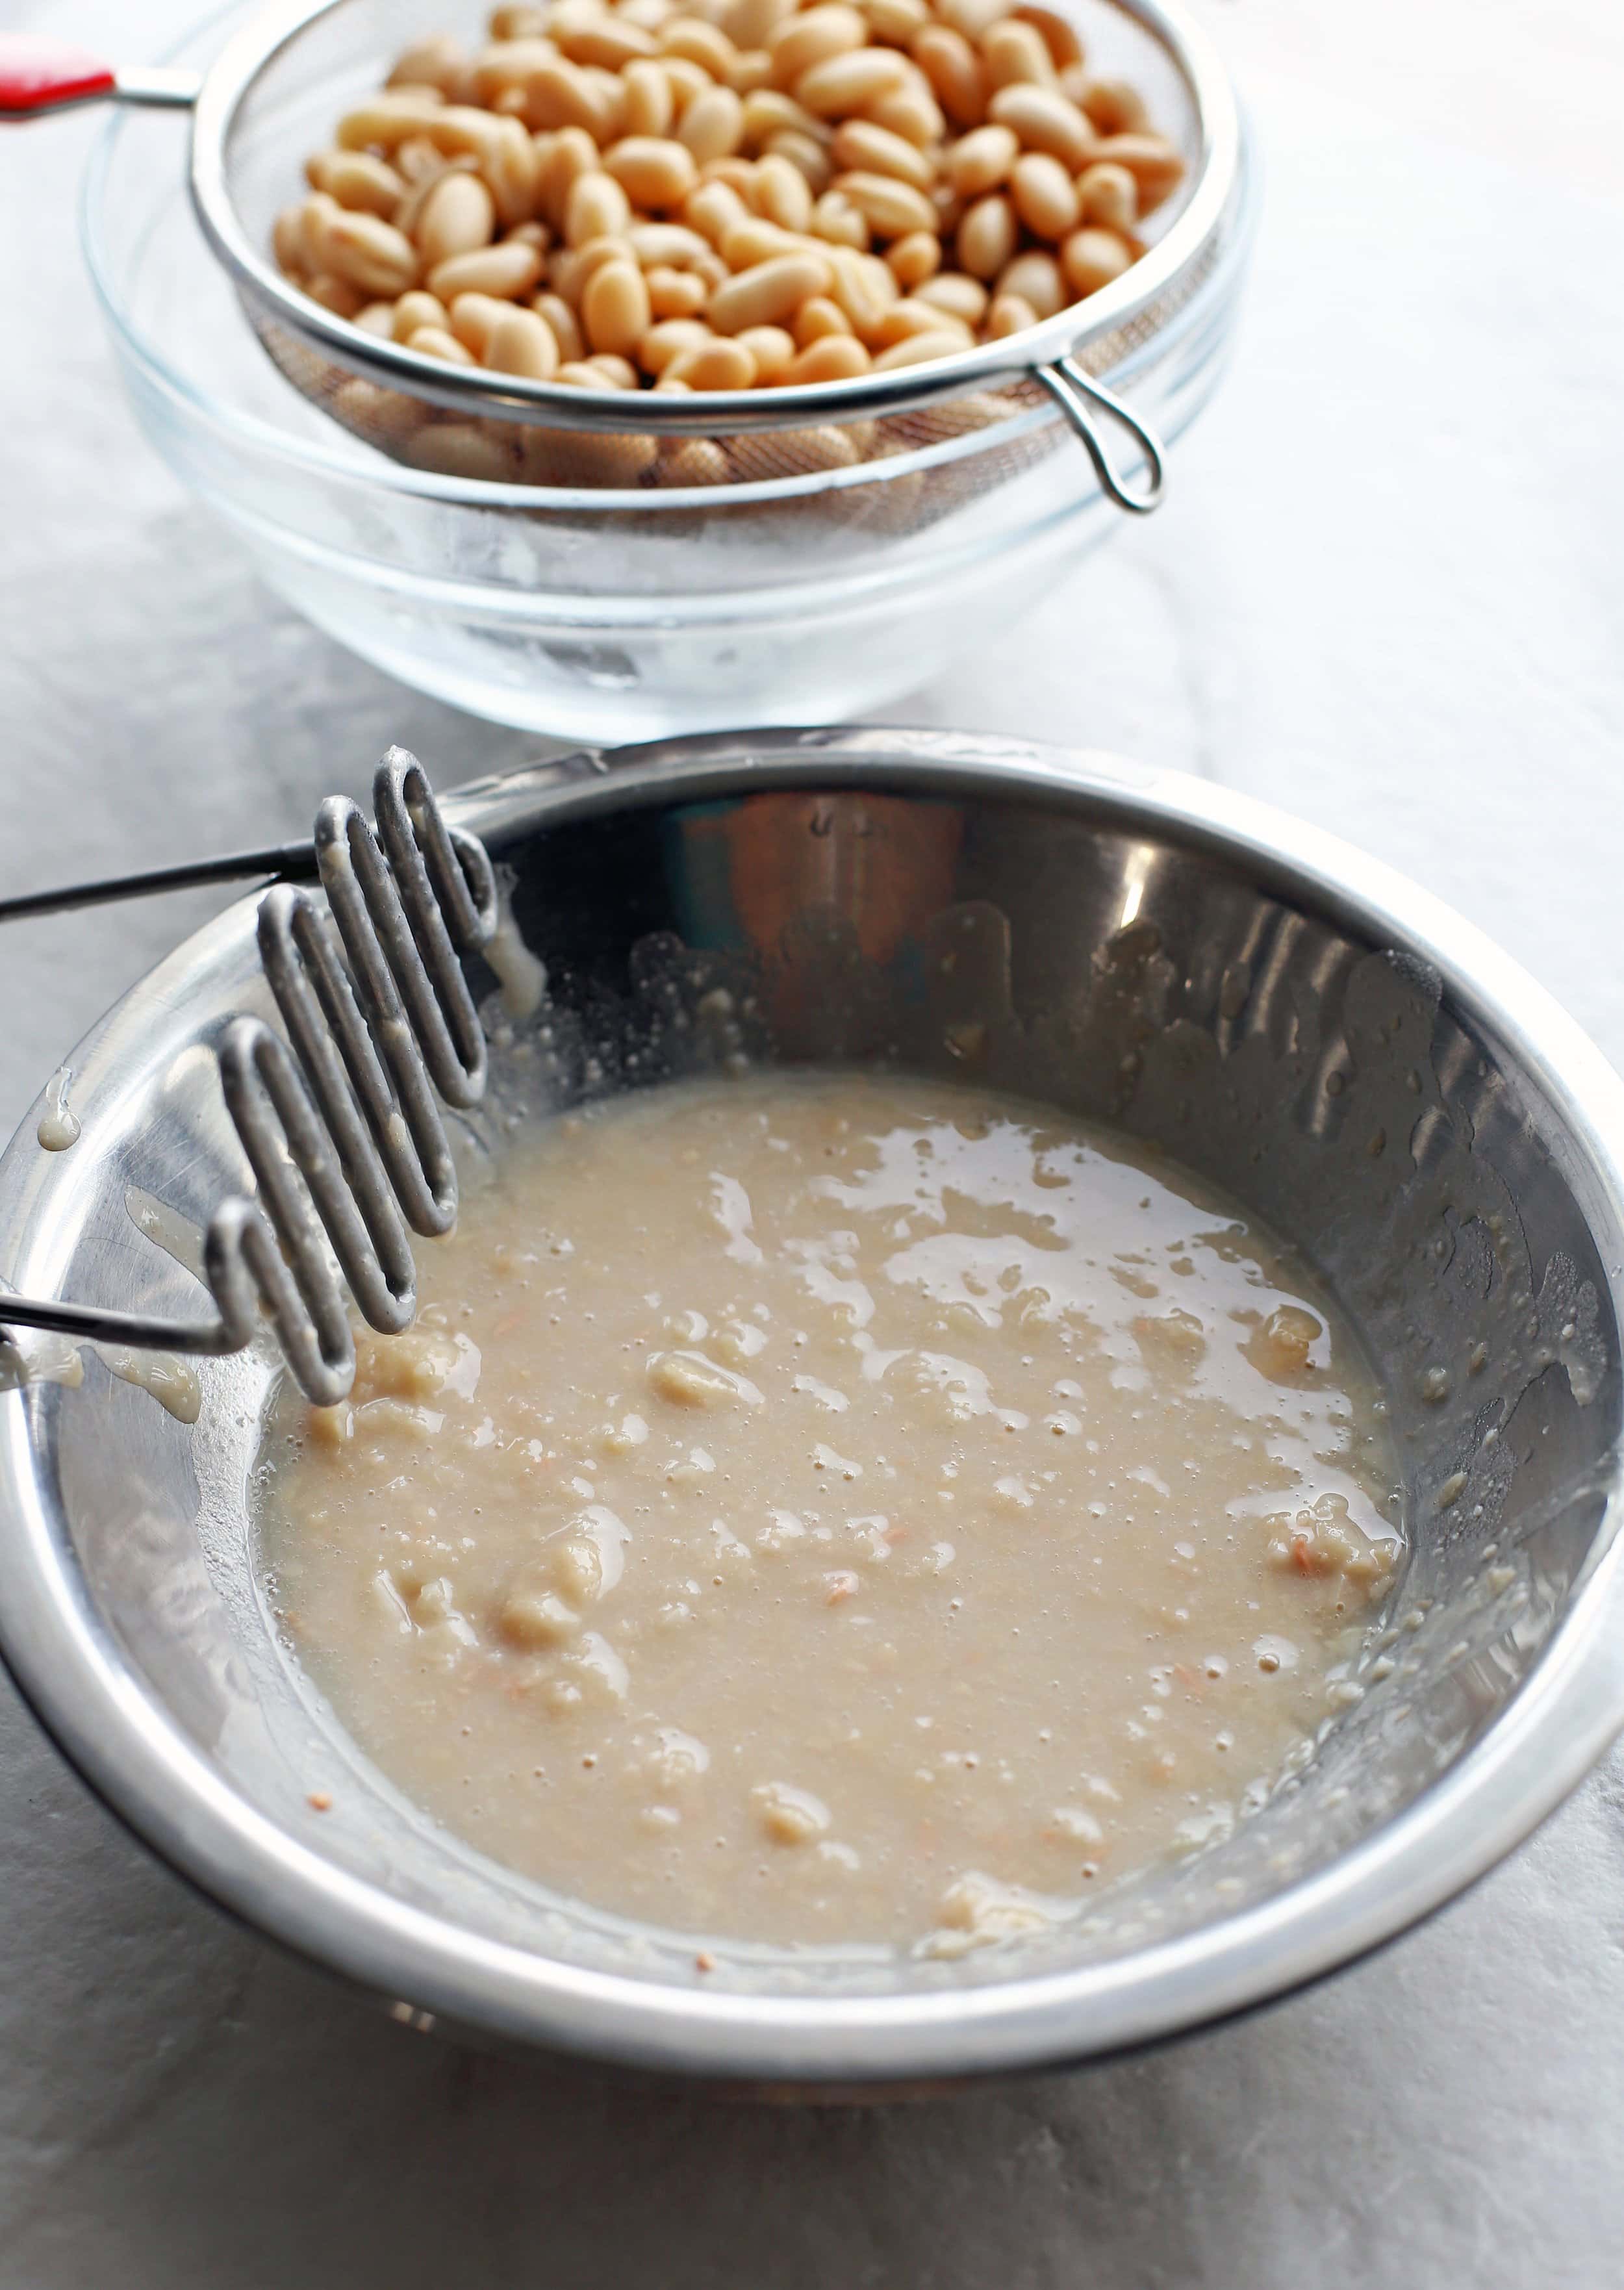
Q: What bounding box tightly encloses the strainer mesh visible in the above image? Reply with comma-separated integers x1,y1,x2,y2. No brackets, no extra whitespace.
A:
246,199,1226,522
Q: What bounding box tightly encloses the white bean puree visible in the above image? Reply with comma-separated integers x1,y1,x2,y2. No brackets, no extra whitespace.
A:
259,1070,1401,1953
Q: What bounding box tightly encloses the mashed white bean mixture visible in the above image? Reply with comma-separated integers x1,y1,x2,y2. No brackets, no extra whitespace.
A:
259,1071,1401,1953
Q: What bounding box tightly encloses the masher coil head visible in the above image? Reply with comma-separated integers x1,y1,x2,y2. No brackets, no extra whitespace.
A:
0,749,506,1408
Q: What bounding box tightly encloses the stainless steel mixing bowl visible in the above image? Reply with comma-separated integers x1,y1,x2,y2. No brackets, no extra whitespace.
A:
1,726,1621,2089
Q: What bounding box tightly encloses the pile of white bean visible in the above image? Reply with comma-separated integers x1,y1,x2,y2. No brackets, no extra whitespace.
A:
275,0,1182,409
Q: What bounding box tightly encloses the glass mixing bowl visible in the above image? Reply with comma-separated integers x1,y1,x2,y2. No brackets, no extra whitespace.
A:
81,1,1257,742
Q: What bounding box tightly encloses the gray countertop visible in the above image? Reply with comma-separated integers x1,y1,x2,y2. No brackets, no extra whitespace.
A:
3,3,1623,2283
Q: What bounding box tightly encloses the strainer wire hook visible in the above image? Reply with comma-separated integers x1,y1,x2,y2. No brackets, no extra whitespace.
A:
1035,359,1167,516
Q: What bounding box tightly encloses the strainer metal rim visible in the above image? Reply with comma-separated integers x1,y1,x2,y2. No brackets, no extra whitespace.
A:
85,117,1256,510
2,729,1623,2085
187,0,1243,437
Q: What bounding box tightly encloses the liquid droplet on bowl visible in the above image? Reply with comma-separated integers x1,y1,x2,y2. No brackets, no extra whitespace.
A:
36,1067,80,1152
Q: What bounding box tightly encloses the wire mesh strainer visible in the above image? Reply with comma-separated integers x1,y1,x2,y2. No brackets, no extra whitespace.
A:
5,0,1241,519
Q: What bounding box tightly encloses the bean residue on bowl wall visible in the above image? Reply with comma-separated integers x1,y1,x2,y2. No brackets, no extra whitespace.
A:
36,1067,80,1152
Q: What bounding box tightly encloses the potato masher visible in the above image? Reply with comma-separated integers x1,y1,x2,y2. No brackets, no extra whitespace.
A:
0,753,498,1406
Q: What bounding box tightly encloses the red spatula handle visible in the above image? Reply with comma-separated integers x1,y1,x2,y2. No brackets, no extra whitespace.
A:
0,34,116,115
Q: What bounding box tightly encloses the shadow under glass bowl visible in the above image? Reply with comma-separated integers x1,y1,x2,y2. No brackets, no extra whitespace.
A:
0,728,1621,2092
80,0,1257,744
